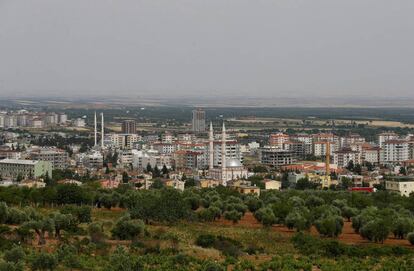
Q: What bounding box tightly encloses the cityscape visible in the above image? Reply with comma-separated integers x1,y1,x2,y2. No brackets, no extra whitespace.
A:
1,0,414,270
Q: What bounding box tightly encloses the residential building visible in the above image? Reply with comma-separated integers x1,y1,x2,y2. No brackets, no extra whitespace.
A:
260,147,296,166
192,109,206,133
0,159,52,179
121,120,136,134
385,177,414,197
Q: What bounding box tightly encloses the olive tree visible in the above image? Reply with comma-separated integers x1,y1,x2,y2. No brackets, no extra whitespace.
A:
111,215,145,241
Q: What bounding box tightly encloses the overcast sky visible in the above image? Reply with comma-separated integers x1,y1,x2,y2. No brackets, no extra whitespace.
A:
0,0,413,98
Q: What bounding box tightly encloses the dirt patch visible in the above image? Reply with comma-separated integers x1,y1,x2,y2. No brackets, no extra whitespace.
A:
213,212,412,247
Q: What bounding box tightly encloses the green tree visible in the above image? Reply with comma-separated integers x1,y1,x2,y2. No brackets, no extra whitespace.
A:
407,232,414,245
254,207,276,227
224,210,243,224
315,215,344,237
392,217,414,239
30,252,58,271
3,245,25,264
111,215,145,241
88,222,106,243
105,246,143,271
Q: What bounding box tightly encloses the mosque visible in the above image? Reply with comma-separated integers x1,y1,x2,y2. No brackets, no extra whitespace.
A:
208,122,248,186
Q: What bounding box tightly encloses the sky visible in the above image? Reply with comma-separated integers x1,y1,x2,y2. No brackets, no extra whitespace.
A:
0,0,413,99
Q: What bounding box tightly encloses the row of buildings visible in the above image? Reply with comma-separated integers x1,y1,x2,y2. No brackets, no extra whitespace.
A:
0,110,68,129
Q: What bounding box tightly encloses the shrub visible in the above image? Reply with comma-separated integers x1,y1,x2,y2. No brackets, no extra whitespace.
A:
111,215,145,241
88,222,106,243
3,245,25,263
30,252,58,271
196,234,216,248
407,232,414,245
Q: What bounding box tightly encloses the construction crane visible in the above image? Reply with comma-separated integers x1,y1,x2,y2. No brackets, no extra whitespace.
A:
322,141,331,188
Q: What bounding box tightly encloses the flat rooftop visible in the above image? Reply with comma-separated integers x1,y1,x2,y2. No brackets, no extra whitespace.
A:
0,159,38,165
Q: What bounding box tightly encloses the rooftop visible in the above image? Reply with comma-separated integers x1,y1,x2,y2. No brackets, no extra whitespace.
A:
0,159,38,165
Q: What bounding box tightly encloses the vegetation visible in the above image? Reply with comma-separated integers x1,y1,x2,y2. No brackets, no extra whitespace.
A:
0,185,414,270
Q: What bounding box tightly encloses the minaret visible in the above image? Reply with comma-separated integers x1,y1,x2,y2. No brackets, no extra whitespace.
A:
221,122,226,184
101,112,104,149
209,122,214,171
94,112,97,147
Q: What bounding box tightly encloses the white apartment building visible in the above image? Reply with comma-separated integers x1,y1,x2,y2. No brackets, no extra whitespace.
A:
378,132,399,148
212,140,242,167
362,146,381,164
381,140,409,164
107,134,142,149
333,149,362,168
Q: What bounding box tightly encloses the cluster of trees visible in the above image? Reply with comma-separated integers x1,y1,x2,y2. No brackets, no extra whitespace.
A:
145,164,169,178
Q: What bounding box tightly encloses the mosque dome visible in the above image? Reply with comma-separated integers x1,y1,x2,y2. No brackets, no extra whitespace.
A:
226,158,242,168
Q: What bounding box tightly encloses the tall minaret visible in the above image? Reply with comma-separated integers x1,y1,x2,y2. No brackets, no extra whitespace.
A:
94,112,97,147
101,112,104,149
221,122,226,183
209,122,214,170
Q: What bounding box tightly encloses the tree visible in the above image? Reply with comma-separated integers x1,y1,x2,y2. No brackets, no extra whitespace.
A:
305,195,325,208
315,215,344,237
254,207,276,227
153,165,161,178
341,206,358,222
295,178,315,190
50,212,75,240
392,217,414,239
88,222,106,243
407,232,414,245
400,166,407,176
360,218,390,243
122,172,130,183
23,217,54,245
162,164,169,175
149,178,163,189
105,246,143,271
3,245,25,264
224,210,243,224
346,160,355,171
0,202,8,224
30,252,58,271
285,207,311,232
244,196,263,212
146,163,152,173
111,215,145,241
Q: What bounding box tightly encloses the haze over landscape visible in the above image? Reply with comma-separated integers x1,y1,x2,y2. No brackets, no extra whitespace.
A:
1,0,414,103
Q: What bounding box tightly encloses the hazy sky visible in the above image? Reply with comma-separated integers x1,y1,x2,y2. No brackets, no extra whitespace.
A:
0,0,413,98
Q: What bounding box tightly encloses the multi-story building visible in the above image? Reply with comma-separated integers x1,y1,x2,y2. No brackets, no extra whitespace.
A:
174,150,202,170
107,134,142,149
0,159,52,179
29,147,69,170
192,109,206,133
212,140,242,167
282,141,306,159
291,134,313,155
378,132,399,148
260,147,296,166
381,140,409,164
121,120,136,134
333,148,362,168
269,133,289,148
340,134,365,148
362,145,381,164
152,142,176,154
82,151,103,169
